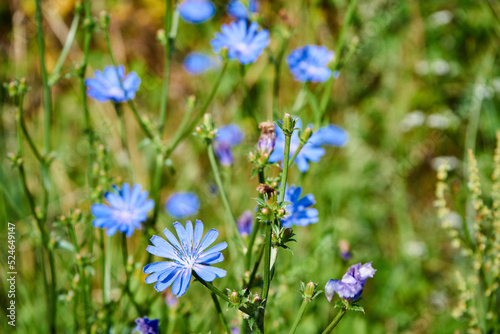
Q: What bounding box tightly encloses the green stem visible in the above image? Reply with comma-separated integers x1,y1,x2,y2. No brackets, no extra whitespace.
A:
321,308,348,334
247,240,265,289
159,2,179,135
318,0,358,124
121,234,143,315
272,34,291,120
210,292,230,334
279,132,292,203
207,143,245,251
245,169,265,271
193,272,252,315
49,8,81,86
115,103,136,182
35,0,53,156
166,61,228,155
261,222,273,302
288,299,309,334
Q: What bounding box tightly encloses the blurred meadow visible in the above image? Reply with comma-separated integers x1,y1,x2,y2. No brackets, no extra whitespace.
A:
1,0,500,333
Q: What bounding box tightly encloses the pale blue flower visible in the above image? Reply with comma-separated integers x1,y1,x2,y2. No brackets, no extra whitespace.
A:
227,0,258,20
325,262,376,301
133,317,159,334
165,192,200,218
237,210,253,236
85,65,140,102
211,20,270,64
282,185,318,228
91,183,154,237
178,0,215,23
269,119,347,172
143,220,227,297
183,53,219,75
214,124,244,166
287,45,336,82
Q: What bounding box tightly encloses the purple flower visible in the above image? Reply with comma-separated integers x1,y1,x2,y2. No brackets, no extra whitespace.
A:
227,0,258,20
282,185,318,228
257,121,276,158
133,317,159,334
91,183,154,237
165,192,200,218
214,124,244,167
237,210,253,236
287,45,337,83
211,20,270,64
183,53,219,75
268,119,347,172
143,220,227,297
325,262,376,301
84,65,140,103
178,0,215,23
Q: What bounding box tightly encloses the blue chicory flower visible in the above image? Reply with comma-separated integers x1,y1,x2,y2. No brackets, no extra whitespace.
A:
91,183,154,237
85,65,140,103
133,317,159,334
227,0,258,20
165,192,200,218
287,45,337,83
183,53,219,75
178,0,215,23
211,20,270,64
143,220,227,297
214,124,244,166
237,210,253,236
282,185,318,228
325,262,376,301
268,119,347,172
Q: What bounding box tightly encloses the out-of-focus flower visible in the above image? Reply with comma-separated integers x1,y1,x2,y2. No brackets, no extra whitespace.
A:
282,185,318,228
428,10,453,27
325,262,376,301
211,20,270,64
269,119,347,172
165,192,200,218
400,110,426,132
227,0,258,20
214,124,244,166
286,45,336,82
183,53,220,75
85,65,140,103
338,240,352,261
143,220,227,297
257,121,276,159
431,156,459,171
178,0,215,23
133,317,159,334
237,210,253,236
91,183,154,237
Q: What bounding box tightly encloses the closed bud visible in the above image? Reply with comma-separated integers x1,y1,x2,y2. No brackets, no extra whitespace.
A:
257,183,276,197
156,29,167,45
253,294,260,303
257,121,276,159
282,228,293,240
8,82,17,97
230,291,239,304
261,208,269,215
299,127,312,144
203,113,214,130
186,95,196,109
75,1,83,13
99,11,110,29
304,281,316,299
283,113,293,133
195,126,202,134
278,208,286,216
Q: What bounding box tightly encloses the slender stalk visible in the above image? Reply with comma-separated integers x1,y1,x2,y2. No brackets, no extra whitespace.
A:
159,1,179,135
207,143,245,251
35,0,53,155
121,235,143,315
166,61,228,155
49,8,82,86
193,272,252,315
279,132,292,203
115,103,136,182
210,292,230,334
245,169,265,271
288,299,309,334
321,308,348,334
317,0,358,124
19,109,44,163
247,240,265,288
261,222,273,301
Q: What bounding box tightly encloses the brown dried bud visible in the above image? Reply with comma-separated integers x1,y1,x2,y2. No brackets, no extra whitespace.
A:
257,120,276,158
256,183,276,197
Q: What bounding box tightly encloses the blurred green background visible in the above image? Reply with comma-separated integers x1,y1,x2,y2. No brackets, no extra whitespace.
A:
1,0,500,333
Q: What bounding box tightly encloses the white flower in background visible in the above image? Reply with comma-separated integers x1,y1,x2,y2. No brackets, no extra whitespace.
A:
432,59,450,76
428,10,453,27
400,110,426,132
431,156,459,171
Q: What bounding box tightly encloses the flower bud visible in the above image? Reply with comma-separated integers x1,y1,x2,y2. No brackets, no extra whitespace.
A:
304,281,316,299
282,228,293,241
256,183,276,197
157,29,167,45
252,294,260,303
186,95,196,110
203,113,214,130
257,121,276,159
299,127,312,144
99,11,110,29
230,291,239,304
261,208,269,215
283,113,293,133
